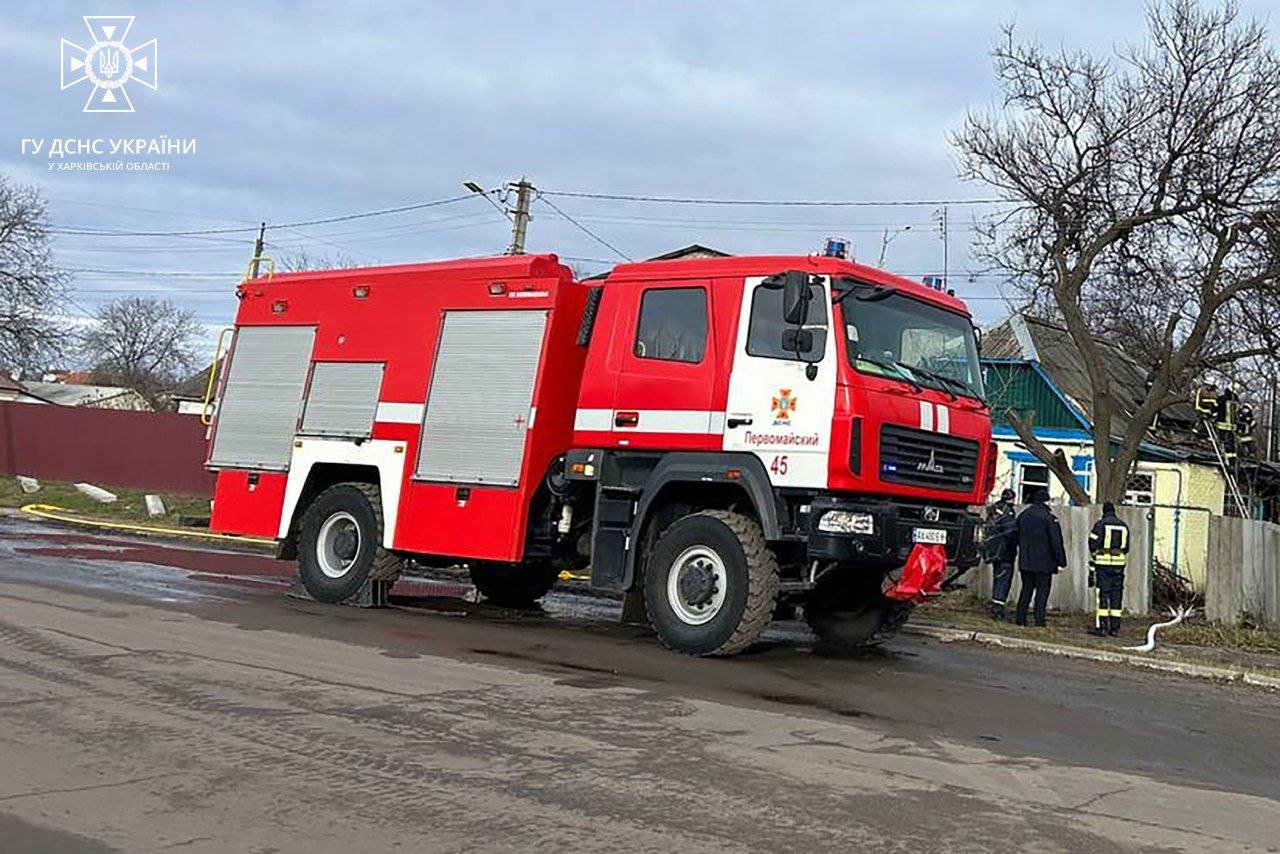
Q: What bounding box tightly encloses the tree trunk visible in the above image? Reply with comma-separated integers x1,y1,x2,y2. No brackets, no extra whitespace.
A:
1005,409,1093,505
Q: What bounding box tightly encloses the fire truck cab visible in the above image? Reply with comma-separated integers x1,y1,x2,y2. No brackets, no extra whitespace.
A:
208,252,994,656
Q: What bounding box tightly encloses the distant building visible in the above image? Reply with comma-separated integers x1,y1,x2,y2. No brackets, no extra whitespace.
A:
645,244,731,261
982,313,1226,586
16,381,152,411
169,363,219,416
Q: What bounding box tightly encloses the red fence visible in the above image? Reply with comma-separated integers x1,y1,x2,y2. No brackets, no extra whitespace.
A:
0,401,214,496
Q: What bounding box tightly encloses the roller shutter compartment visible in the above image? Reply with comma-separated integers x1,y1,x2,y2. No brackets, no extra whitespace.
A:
300,362,385,438
415,310,548,486
209,326,316,470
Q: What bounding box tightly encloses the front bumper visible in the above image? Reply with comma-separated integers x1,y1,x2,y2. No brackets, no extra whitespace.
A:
806,497,980,568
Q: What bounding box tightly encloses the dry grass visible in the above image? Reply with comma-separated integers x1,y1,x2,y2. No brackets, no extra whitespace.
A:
918,591,1280,655
0,477,210,526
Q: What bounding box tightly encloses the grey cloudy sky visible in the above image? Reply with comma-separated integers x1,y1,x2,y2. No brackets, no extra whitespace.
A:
2,0,1276,337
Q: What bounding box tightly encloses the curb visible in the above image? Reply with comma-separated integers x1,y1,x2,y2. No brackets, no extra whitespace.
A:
904,623,1280,689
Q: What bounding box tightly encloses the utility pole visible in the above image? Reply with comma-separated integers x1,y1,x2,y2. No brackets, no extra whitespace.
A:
248,221,266,279
507,179,534,255
939,205,950,287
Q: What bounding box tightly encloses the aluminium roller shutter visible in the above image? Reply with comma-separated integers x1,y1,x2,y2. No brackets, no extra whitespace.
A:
208,325,316,470
300,362,385,438
415,310,548,486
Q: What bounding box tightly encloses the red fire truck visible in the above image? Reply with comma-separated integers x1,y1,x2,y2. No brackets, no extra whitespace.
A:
206,252,994,655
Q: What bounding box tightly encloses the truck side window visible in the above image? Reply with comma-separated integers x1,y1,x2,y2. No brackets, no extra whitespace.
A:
634,287,708,363
747,283,827,360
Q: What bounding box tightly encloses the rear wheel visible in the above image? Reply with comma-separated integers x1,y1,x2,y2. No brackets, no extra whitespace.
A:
469,561,561,607
805,568,912,652
298,482,403,603
643,510,779,656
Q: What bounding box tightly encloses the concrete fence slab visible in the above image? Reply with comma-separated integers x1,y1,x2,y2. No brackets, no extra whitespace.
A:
1206,516,1280,628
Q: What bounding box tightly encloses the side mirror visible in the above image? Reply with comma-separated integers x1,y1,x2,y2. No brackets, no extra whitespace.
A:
782,328,813,354
782,271,812,325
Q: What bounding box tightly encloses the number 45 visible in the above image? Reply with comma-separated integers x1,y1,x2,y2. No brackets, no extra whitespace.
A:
769,454,789,476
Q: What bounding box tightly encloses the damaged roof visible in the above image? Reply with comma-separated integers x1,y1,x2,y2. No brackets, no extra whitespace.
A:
983,314,1200,437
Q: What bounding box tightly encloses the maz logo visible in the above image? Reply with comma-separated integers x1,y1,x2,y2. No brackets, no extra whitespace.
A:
916,449,945,475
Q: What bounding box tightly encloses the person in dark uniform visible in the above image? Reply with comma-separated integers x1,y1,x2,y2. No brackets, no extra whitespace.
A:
1014,489,1066,627
1237,402,1257,459
1088,502,1130,637
1216,384,1239,464
983,488,1018,621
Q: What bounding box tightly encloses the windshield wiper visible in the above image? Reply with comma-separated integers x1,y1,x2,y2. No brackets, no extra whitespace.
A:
899,362,978,401
856,356,922,392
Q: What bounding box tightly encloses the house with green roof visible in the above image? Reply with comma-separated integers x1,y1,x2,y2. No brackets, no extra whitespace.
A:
981,314,1225,586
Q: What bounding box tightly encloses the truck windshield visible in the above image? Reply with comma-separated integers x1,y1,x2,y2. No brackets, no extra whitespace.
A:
839,290,983,400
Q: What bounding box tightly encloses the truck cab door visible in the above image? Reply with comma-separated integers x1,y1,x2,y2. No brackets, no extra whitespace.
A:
611,280,718,450
722,274,837,489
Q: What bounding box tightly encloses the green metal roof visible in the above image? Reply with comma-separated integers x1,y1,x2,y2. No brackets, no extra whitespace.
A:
982,362,1082,430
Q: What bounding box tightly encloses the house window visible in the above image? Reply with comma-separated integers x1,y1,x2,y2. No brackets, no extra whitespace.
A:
634,288,708,363
1017,463,1050,504
1125,472,1155,506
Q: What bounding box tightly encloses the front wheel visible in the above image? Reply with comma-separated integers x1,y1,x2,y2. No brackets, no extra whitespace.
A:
643,510,779,656
804,569,912,652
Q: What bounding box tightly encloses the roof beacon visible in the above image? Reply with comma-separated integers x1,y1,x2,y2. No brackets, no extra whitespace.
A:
822,236,850,259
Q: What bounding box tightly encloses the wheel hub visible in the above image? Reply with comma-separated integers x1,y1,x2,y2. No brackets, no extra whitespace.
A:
317,511,361,579
331,527,358,561
667,546,727,626
678,561,717,607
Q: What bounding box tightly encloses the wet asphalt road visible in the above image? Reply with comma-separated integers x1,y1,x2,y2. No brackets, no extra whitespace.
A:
0,515,1278,852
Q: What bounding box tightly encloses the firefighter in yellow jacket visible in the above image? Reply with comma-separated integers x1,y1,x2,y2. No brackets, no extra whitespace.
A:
1088,502,1129,637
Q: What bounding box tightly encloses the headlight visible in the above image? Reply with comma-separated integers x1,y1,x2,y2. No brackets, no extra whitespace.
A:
818,511,874,535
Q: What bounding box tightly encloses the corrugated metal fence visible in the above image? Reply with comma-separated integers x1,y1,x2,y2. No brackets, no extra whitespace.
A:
970,505,1152,616
1206,517,1280,628
0,401,213,495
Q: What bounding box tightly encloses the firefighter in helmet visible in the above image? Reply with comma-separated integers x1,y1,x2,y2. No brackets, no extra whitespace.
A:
1194,381,1218,418
1216,383,1239,464
1088,502,1130,637
1237,402,1257,460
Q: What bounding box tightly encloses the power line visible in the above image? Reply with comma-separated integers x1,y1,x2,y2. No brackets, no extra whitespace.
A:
541,189,1008,208
66,266,239,278
537,196,632,261
48,192,487,237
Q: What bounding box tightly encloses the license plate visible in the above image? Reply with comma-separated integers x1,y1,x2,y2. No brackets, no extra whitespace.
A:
912,527,947,544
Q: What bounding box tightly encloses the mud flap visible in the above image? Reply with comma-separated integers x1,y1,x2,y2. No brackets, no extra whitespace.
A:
883,543,948,603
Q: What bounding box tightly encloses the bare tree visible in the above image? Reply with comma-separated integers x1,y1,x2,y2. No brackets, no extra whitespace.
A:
0,176,68,372
276,249,355,272
954,0,1280,504
81,296,203,403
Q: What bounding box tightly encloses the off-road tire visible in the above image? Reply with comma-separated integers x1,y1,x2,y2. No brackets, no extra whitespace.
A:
298,482,403,603
643,510,779,657
469,561,561,607
804,570,913,652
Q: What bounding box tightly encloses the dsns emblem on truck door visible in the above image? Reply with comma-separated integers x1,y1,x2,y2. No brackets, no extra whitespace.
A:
771,388,797,424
